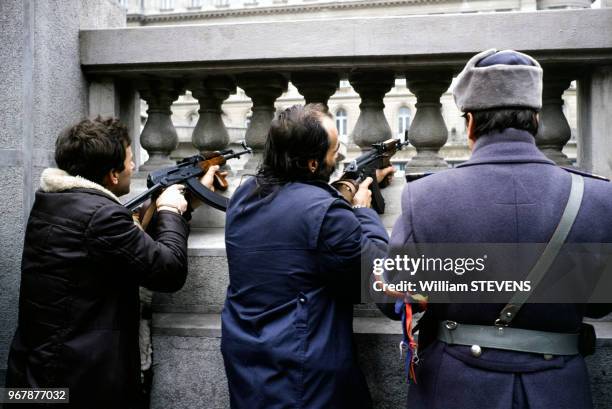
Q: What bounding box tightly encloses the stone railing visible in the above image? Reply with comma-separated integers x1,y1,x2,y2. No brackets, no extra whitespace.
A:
81,8,612,180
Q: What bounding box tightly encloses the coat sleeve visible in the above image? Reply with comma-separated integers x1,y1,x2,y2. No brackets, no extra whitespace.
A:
376,185,418,320
86,204,189,292
317,199,388,302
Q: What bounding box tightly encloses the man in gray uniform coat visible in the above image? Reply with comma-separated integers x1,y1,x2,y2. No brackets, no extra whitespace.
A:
384,49,612,409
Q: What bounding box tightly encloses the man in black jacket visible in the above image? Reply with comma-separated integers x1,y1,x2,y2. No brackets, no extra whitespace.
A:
5,117,216,408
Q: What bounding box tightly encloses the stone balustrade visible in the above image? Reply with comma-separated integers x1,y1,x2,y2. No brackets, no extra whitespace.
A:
81,9,612,180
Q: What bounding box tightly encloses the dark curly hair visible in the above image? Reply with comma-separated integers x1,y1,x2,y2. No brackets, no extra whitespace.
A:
254,103,333,196
55,116,131,185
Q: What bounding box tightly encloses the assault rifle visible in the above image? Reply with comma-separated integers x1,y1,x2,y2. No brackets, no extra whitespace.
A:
124,143,252,213
332,137,409,214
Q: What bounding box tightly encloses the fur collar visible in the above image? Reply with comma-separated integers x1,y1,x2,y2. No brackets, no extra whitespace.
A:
40,168,121,204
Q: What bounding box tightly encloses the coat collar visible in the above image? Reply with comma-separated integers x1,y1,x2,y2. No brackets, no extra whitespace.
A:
456,128,556,168
40,168,121,204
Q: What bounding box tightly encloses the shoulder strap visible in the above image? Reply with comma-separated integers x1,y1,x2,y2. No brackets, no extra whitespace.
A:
496,173,585,327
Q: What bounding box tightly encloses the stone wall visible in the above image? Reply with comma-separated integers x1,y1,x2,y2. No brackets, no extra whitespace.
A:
0,0,125,385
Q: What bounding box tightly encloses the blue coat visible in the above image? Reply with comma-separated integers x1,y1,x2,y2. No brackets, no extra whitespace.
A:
222,178,388,409
386,129,612,409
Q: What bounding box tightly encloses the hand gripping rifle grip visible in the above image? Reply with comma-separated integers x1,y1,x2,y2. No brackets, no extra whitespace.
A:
331,179,359,204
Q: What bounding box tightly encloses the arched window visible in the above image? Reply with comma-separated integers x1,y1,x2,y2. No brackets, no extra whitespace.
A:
398,107,411,138
335,108,348,143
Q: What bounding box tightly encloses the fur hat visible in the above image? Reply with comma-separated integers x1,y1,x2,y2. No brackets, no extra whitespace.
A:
453,49,543,112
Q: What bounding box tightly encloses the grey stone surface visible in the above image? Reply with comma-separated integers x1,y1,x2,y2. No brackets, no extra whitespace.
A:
88,78,120,118
81,9,612,73
577,66,612,178
153,255,229,313
151,316,612,408
0,0,25,151
150,317,407,409
0,167,25,373
151,336,229,409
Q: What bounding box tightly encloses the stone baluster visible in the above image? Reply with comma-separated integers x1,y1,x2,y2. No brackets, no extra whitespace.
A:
404,71,452,172
535,72,573,166
236,73,288,170
190,76,236,153
137,79,183,170
291,72,339,109
348,70,395,148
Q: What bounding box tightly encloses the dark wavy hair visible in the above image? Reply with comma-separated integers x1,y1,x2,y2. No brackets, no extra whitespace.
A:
55,116,131,185
254,103,332,196
466,108,539,139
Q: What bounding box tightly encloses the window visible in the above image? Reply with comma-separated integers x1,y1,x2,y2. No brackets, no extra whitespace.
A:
160,0,174,10
335,109,348,143
190,0,202,7
216,0,230,7
398,107,411,138
117,0,128,9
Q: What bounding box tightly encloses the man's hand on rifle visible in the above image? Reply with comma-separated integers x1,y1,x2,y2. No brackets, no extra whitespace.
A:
156,184,188,215
190,165,227,210
352,177,373,208
376,166,395,187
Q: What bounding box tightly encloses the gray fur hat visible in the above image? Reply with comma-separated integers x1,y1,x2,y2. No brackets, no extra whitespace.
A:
453,49,543,112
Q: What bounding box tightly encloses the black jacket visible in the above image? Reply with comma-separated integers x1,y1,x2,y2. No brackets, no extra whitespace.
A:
6,168,189,409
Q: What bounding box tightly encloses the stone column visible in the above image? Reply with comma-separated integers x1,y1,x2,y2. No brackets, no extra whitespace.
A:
404,71,452,172
88,77,120,118
291,72,339,108
236,73,288,170
137,79,183,171
577,66,612,178
348,70,395,149
535,73,573,166
190,76,236,152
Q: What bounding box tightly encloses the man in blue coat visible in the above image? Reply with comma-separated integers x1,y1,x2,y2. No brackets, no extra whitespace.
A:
222,104,392,408
383,50,612,409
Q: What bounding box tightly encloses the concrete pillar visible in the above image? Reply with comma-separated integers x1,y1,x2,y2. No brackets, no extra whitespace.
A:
348,70,395,149
291,72,339,109
236,73,288,170
137,79,183,170
119,84,143,170
536,73,573,166
88,77,120,118
190,76,236,152
404,71,452,172
0,0,125,385
577,66,612,178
